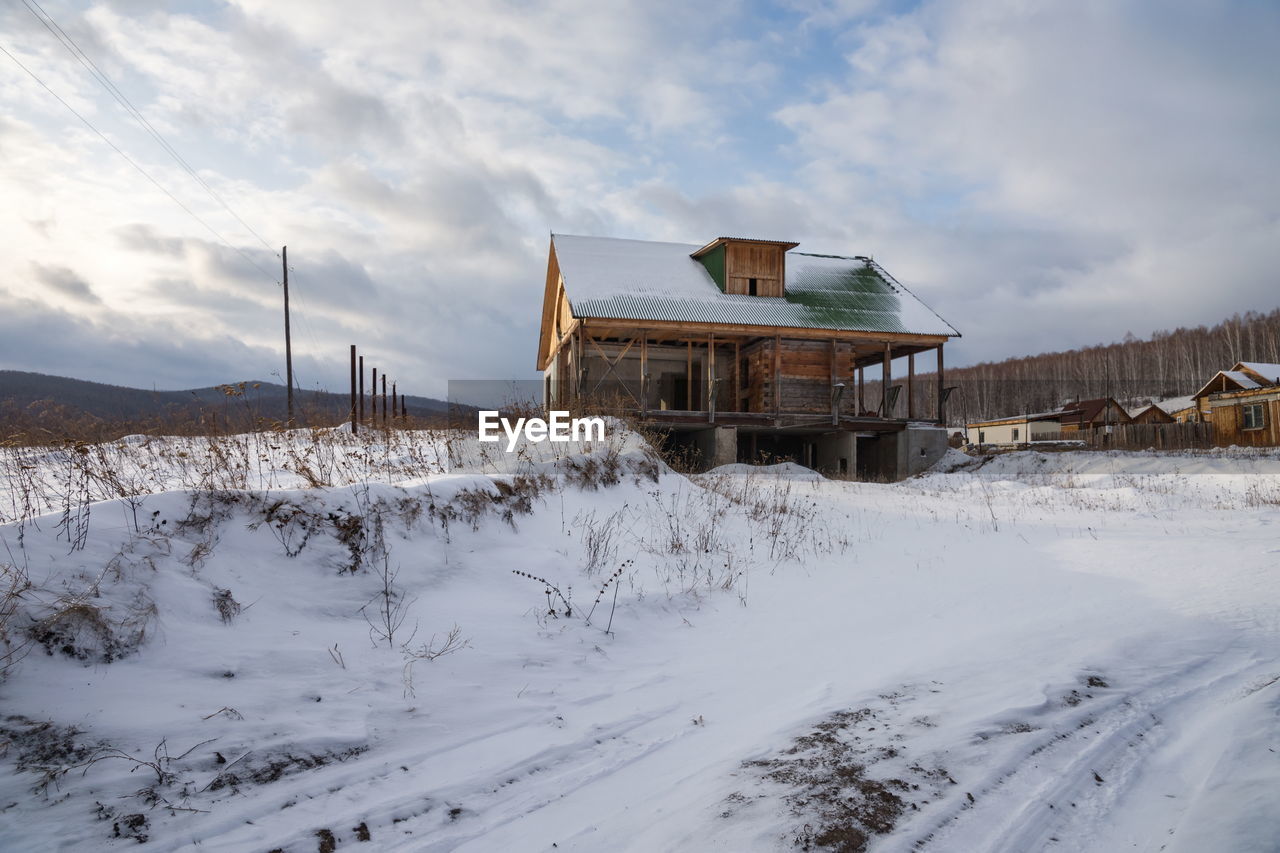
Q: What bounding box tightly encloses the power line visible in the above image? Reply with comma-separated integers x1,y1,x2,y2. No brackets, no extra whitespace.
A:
0,40,279,285
19,0,279,258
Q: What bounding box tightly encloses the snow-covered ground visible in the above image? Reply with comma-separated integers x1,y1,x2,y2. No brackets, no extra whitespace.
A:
1,433,1277,852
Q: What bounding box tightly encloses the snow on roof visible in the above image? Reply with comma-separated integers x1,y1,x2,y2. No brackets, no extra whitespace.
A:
551,234,959,337
1238,362,1280,384
1222,371,1261,389
1153,395,1197,414
553,234,712,301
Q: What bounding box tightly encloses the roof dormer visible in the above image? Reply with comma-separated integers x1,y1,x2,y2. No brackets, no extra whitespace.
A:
691,237,799,298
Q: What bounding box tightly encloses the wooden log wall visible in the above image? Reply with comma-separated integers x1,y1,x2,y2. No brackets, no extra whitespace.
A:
1209,396,1280,447
739,339,861,414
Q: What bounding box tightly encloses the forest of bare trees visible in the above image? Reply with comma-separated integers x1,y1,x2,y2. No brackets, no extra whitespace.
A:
900,307,1280,426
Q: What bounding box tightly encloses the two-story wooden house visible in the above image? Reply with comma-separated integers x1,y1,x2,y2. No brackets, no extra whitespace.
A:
536,234,960,478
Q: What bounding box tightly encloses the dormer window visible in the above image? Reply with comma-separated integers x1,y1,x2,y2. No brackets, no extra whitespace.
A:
692,237,799,297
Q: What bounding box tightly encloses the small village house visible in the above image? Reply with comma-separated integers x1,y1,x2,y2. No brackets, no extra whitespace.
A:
1191,362,1280,425
537,234,961,478
1192,361,1280,446
1057,397,1133,433
965,409,1080,447
1130,404,1176,424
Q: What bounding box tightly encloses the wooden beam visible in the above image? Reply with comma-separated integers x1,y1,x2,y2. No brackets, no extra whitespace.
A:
831,338,839,425
733,340,741,413
773,334,782,418
686,340,693,411
907,352,916,419
585,334,640,403
640,334,648,417
858,365,865,415
708,332,716,420
580,317,949,346
882,342,892,417
937,343,946,426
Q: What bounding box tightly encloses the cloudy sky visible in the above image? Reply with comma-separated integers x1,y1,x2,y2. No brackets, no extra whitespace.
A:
2,0,1277,397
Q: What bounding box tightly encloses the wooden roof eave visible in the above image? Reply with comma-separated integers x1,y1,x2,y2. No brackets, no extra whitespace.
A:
690,236,800,258
577,316,953,346
535,238,560,371
1191,371,1247,401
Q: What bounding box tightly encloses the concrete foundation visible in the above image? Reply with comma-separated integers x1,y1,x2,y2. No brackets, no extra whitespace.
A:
814,430,857,478
677,422,945,479
857,423,949,480
692,425,738,471
902,423,949,477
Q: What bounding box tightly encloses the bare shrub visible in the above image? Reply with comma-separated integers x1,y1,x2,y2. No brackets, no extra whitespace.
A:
0,561,32,679
511,570,574,618
27,588,157,664
0,715,100,796
402,624,469,698
213,588,241,624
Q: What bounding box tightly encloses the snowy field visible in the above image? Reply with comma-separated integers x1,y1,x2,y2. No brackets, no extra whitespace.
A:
0,431,1277,852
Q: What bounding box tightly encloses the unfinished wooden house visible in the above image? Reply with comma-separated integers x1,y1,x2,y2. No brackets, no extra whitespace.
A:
536,234,961,478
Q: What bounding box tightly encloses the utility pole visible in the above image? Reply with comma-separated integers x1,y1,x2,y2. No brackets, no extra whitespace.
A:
282,246,295,427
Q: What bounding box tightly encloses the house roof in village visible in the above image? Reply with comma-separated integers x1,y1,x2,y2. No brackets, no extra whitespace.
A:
1059,397,1129,426
550,234,960,337
967,408,1080,428
1152,395,1197,415
1237,362,1280,384
1193,369,1261,400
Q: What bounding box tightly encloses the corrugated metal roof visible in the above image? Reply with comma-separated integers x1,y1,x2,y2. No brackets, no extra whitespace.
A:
1222,371,1261,389
1238,362,1280,383
552,234,959,337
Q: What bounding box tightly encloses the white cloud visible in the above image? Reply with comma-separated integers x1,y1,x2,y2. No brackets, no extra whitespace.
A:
0,0,1277,397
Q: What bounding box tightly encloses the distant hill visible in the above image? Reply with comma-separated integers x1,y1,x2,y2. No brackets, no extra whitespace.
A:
0,371,453,424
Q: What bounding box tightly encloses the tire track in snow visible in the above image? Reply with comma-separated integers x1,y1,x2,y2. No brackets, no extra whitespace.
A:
893,646,1264,853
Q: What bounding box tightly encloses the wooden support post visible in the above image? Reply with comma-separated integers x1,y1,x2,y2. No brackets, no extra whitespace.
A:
392,382,397,419
882,343,892,417
371,367,378,423
830,339,839,426
401,393,407,421
640,334,648,417
908,353,916,420
349,345,357,435
937,343,946,426
733,340,741,413
773,334,782,418
575,329,584,402
358,356,365,427
858,365,865,415
381,374,387,428
686,340,693,410
707,332,715,421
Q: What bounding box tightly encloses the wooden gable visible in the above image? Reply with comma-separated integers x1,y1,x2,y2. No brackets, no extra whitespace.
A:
536,239,578,371
691,237,799,298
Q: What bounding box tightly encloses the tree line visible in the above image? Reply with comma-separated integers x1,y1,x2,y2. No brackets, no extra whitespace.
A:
899,307,1280,426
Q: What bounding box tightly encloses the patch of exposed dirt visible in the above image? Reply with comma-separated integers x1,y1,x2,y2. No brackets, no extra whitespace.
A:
207,746,368,792
730,688,955,852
